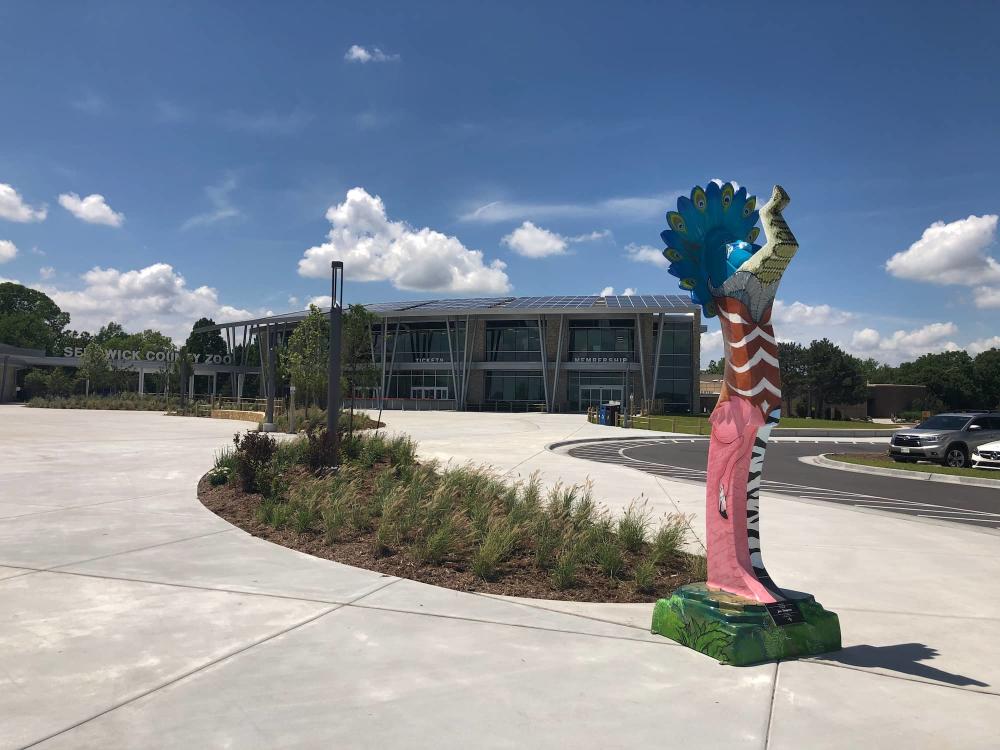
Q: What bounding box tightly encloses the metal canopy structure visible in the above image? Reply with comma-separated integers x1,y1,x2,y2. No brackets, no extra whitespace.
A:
194,294,696,332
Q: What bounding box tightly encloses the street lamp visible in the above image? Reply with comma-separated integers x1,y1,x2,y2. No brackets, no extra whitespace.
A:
326,261,344,462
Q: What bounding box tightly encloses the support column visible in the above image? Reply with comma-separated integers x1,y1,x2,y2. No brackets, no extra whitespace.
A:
653,313,666,411
538,316,549,412
635,313,648,403
138,368,144,395
550,315,564,412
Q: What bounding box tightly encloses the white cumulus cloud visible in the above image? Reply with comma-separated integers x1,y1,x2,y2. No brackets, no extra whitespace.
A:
58,193,125,227
771,300,855,327
461,193,674,224
344,45,400,63
502,222,568,258
625,243,668,268
501,222,610,258
849,322,960,361
973,285,1000,309
39,266,54,279
0,183,47,222
0,240,17,263
886,214,1000,286
968,335,1000,355
39,262,252,342
298,187,511,294
596,286,636,296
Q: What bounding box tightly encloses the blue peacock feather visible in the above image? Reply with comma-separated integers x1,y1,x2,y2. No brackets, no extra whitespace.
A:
661,181,761,318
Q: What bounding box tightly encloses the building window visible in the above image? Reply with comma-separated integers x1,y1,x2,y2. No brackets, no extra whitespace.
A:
485,321,541,362
566,370,634,412
373,322,465,365
653,319,693,412
484,371,545,403
384,370,455,400
567,319,634,363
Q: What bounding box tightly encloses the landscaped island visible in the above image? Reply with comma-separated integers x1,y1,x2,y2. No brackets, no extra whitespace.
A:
200,426,705,603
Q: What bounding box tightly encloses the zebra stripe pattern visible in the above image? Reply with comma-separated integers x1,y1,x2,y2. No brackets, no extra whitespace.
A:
747,407,784,599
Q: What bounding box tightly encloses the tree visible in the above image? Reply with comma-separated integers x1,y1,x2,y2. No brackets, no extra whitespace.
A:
777,342,808,416
705,358,725,375
281,305,328,417
0,282,70,353
23,369,49,399
78,342,112,395
805,339,868,419
341,304,378,432
896,351,980,410
972,348,1000,410
94,322,126,345
46,368,75,397
186,317,227,360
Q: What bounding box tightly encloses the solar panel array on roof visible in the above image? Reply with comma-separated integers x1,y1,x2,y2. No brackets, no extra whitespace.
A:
604,294,690,309
501,295,602,309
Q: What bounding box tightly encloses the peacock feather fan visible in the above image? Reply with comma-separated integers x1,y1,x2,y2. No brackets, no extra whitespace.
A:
661,181,761,318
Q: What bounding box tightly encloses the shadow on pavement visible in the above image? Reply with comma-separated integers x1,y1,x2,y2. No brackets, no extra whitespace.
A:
815,643,989,687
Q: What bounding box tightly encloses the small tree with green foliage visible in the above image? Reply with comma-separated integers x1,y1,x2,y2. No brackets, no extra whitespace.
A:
341,304,378,433
78,342,112,395
282,305,329,418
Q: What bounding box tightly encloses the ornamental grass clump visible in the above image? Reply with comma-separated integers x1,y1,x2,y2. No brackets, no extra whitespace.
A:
212,426,706,600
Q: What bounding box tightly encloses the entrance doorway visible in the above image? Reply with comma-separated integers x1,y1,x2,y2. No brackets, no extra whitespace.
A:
411,386,450,400
578,385,622,411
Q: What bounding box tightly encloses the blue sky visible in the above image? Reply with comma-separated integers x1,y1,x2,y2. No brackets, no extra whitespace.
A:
1,1,998,364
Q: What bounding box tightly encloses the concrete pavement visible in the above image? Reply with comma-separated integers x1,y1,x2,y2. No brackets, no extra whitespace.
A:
1,405,997,748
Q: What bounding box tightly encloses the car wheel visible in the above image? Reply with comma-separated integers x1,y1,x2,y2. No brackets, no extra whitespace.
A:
944,446,968,468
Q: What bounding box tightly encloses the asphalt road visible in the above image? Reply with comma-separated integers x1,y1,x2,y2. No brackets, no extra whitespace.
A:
566,437,1000,529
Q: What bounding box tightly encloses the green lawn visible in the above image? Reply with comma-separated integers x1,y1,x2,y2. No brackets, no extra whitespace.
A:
623,414,902,436
829,453,999,480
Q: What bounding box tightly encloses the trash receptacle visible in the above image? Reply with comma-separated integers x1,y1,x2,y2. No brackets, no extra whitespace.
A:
606,402,619,426
598,404,607,425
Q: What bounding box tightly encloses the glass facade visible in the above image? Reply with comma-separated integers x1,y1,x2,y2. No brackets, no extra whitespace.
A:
654,319,693,412
373,322,465,364
384,369,456,400
483,370,545,403
485,321,541,362
567,319,634,363
567,371,629,412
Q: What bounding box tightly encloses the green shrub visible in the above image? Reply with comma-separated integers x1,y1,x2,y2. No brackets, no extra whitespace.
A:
207,467,230,486
471,520,519,580
634,559,657,593
617,501,651,554
291,501,319,533
595,539,625,579
651,516,688,563
232,431,277,493
302,428,337,471
550,547,579,590
685,552,707,580
386,435,416,467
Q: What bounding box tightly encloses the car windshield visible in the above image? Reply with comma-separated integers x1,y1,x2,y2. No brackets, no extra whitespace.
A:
916,415,972,431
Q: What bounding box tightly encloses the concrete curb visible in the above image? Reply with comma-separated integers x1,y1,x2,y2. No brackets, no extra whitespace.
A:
806,453,1000,489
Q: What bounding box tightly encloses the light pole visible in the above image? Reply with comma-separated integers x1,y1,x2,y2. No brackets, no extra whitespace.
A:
326,261,344,457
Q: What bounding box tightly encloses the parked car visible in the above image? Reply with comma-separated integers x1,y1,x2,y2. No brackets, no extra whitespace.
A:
889,412,1000,468
972,439,1000,470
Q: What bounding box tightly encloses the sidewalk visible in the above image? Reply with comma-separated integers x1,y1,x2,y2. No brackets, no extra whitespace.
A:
0,406,996,748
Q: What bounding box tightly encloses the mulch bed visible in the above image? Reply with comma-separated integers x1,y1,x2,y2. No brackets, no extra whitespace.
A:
199,476,700,603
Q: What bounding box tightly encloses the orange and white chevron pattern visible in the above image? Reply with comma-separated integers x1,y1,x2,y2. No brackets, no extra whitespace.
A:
717,297,781,413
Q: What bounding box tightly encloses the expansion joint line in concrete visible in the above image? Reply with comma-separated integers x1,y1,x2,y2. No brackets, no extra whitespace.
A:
347,600,677,647
19,577,404,750
0,528,235,584
763,662,780,750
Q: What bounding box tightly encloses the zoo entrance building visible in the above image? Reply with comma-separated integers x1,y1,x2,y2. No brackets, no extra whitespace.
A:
206,294,704,414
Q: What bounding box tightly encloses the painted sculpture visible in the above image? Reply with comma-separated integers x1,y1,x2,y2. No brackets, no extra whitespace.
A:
650,182,841,665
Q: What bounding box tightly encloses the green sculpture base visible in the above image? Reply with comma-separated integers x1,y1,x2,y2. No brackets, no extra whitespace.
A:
651,583,841,666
